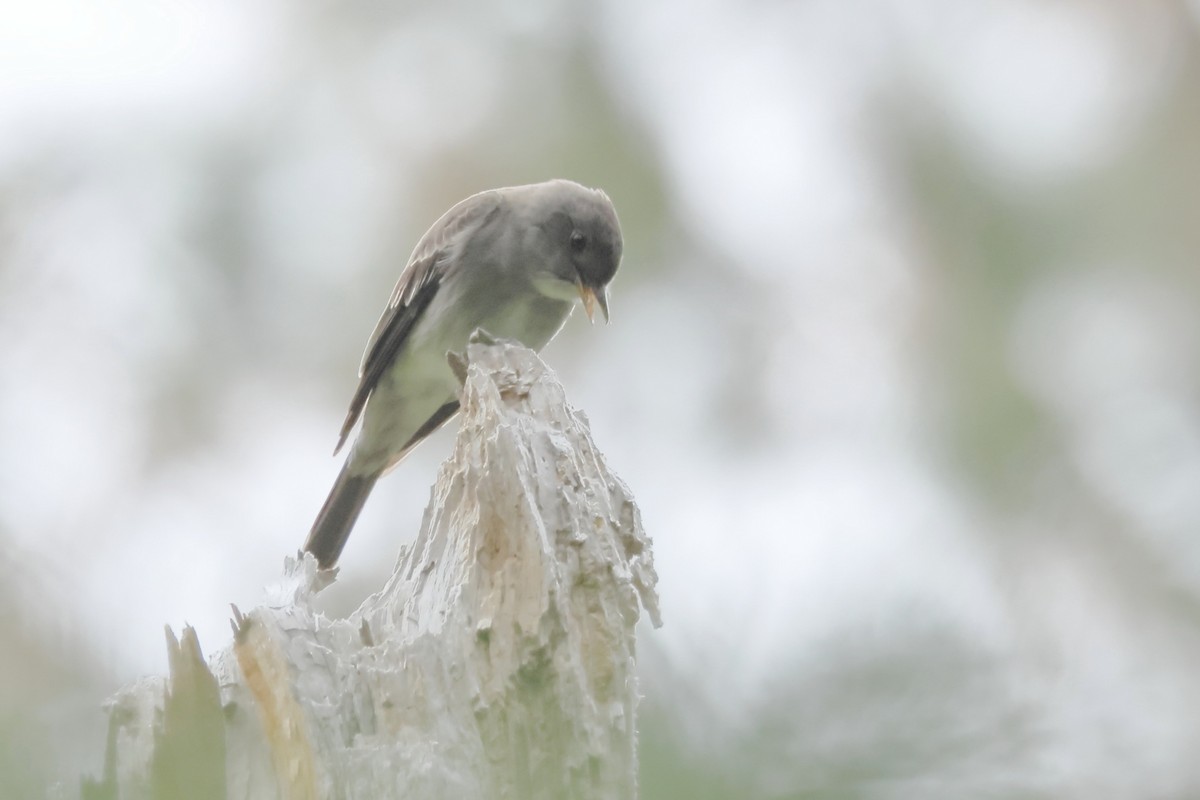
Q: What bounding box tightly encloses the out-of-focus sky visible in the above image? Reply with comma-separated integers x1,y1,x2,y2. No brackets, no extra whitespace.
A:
2,1,1199,797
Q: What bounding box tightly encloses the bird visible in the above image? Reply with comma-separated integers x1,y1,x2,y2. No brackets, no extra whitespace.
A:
303,179,623,569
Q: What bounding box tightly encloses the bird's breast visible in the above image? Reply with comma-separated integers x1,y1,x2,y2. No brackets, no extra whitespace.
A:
414,277,574,359
350,286,573,472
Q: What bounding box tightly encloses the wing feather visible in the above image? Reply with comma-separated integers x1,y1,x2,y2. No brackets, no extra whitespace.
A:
333,190,503,454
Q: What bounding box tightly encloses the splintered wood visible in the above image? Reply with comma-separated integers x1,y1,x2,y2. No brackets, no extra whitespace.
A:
89,339,660,800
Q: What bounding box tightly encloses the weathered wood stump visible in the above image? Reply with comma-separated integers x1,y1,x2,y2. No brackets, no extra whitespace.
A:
83,338,660,800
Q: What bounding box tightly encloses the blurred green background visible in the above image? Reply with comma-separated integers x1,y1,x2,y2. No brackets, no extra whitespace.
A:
2,1,1200,797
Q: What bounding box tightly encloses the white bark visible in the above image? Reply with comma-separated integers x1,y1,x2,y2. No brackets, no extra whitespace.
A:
84,338,661,800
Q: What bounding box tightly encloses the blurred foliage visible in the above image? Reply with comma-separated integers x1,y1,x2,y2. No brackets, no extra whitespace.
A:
0,548,103,797
1,1,1199,798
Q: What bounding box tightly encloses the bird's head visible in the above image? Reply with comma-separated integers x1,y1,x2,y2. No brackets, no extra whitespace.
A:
527,180,623,323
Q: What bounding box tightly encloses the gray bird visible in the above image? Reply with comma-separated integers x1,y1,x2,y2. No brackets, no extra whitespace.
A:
303,179,623,568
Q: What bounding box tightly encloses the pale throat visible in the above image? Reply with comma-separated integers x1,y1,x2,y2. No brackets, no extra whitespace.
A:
531,272,583,304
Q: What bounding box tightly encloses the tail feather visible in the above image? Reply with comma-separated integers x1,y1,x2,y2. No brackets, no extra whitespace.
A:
304,460,380,569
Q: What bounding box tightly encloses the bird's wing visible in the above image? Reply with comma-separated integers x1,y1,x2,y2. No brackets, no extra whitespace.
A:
380,399,461,475
333,190,504,454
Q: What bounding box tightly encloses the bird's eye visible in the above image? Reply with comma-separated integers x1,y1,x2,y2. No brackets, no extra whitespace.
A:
570,231,587,252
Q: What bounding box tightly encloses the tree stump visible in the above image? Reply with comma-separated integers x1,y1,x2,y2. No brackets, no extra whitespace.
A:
83,338,661,800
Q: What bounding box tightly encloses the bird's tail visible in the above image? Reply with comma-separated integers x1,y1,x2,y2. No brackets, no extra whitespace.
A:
304,459,380,569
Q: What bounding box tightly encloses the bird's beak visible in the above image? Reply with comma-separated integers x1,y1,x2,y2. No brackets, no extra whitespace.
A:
577,283,610,324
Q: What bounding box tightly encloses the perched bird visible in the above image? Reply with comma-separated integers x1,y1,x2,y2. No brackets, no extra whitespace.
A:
303,179,623,568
